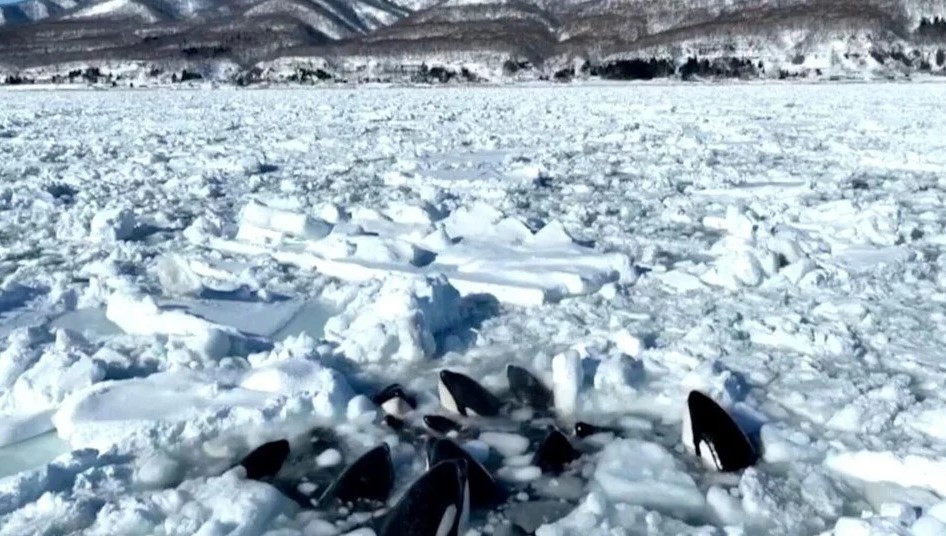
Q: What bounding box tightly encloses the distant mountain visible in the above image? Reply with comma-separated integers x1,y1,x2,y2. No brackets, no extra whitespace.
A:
1,0,945,83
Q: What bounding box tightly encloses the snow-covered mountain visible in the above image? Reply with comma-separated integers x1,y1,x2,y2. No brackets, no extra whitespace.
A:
0,0,945,83
0,0,83,26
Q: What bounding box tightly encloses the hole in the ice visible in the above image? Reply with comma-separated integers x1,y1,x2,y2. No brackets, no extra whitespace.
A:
0,284,46,313
730,405,768,456
127,223,167,242
199,286,289,302
45,183,78,202
0,431,71,480
433,293,501,358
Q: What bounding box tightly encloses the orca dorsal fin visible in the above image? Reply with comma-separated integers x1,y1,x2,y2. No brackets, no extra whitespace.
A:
238,438,290,480
532,429,579,473
506,364,553,410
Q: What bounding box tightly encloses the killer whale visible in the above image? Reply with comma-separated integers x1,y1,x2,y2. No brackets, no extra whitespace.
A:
426,437,506,508
682,390,756,472
238,439,290,481
532,429,579,473
506,365,553,411
317,443,395,508
423,414,464,435
377,459,470,536
374,383,416,418
438,370,502,417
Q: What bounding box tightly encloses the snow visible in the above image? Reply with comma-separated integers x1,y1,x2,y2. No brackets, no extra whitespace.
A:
591,439,706,519
65,0,162,23
321,274,462,363
89,207,137,242
0,83,945,535
238,200,333,242
50,337,352,475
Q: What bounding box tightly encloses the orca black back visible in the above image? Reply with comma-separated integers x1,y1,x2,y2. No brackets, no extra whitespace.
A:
424,414,463,435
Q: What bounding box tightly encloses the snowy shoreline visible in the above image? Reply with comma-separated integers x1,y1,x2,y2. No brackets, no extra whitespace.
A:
3,74,946,92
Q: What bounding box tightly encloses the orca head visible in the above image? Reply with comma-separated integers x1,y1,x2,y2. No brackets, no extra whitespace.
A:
438,370,502,417
532,429,579,473
238,438,290,481
574,421,603,439
434,460,468,536
438,371,463,415
506,364,553,410
319,443,394,508
426,437,506,508
378,458,469,536
383,414,406,431
373,383,416,418
431,459,470,536
423,414,463,436
683,390,756,472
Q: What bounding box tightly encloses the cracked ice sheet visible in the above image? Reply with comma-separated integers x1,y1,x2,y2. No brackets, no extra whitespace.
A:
1,83,946,535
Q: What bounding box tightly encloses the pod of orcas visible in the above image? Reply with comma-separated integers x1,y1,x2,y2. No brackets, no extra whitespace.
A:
237,365,758,536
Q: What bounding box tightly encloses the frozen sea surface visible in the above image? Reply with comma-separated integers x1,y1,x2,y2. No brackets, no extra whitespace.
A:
0,431,70,480
1,83,946,535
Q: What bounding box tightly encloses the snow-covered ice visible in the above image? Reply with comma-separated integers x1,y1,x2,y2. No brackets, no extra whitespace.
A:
1,82,946,535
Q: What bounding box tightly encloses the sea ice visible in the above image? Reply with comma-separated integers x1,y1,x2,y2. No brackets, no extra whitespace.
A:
0,84,943,536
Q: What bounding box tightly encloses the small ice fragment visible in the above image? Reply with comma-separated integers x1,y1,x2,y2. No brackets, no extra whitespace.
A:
497,465,542,483
479,432,529,458
316,449,342,467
